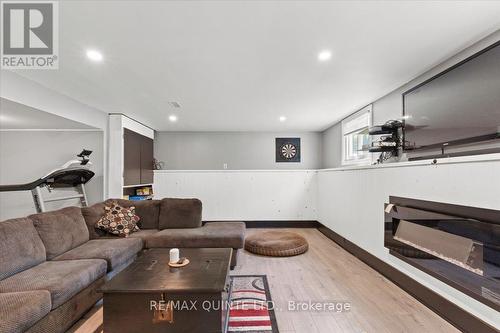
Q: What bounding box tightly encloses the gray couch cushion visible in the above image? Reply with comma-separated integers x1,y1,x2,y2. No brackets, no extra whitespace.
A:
81,202,108,239
79,229,159,241
146,222,245,249
29,207,90,259
53,238,143,271
0,259,106,309
0,290,51,333
158,198,202,229
0,218,46,280
128,229,159,240
24,277,104,333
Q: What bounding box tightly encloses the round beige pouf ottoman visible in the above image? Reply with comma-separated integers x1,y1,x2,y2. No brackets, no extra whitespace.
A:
245,231,309,257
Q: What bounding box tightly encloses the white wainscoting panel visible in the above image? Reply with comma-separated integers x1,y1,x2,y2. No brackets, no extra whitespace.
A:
154,170,318,221
317,158,500,328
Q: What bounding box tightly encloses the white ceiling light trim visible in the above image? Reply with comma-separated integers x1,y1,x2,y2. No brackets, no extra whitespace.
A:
86,49,103,62
317,50,332,62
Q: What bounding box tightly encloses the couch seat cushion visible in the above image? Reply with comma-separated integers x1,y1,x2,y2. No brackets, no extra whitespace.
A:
146,222,245,249
0,259,106,309
0,217,46,281
0,290,51,333
128,229,159,240
53,238,143,271
79,229,159,241
29,207,90,259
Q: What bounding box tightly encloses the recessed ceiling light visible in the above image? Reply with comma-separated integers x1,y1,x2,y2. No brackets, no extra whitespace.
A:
86,49,103,62
168,115,178,122
317,50,332,62
279,116,287,122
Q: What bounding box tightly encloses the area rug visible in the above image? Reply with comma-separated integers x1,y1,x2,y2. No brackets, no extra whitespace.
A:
228,275,279,332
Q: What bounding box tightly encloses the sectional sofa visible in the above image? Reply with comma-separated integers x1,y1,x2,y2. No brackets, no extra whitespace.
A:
0,198,245,333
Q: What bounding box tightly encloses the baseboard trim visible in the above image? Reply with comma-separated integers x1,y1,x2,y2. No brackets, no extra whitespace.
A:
317,224,497,333
203,220,320,228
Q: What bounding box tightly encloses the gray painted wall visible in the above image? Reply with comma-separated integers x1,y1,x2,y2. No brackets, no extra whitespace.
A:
0,131,104,220
321,123,342,169
321,30,500,168
154,132,322,170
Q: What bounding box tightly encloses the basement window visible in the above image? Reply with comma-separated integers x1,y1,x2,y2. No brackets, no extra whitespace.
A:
342,105,372,165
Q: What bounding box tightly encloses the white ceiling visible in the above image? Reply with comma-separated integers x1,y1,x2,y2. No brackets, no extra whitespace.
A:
0,98,96,130
12,1,500,132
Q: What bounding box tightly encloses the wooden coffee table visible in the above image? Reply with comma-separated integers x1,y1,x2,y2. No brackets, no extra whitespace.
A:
100,248,232,333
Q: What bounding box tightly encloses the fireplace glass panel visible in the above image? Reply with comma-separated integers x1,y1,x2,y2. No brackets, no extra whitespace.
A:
384,197,500,311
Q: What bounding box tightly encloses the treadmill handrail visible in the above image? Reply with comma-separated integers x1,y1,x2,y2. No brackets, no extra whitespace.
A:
0,168,94,192
0,179,46,192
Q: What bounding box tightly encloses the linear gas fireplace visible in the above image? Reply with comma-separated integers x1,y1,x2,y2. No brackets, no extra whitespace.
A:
384,196,500,311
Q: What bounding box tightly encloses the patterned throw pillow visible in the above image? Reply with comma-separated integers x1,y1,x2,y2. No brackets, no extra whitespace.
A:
95,201,140,237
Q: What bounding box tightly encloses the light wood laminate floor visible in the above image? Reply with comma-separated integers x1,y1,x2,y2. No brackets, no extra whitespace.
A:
70,228,458,333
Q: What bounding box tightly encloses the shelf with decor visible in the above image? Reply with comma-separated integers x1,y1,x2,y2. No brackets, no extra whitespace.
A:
122,184,154,201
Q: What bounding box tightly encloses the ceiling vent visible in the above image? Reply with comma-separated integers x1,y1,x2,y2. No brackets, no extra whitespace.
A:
169,101,181,108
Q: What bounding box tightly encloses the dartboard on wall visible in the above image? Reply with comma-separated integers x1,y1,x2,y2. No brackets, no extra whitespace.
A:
275,137,301,162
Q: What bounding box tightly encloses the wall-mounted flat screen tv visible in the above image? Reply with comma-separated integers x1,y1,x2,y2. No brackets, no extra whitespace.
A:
403,41,500,152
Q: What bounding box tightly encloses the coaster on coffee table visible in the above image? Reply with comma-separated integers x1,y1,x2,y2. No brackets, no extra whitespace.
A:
168,258,190,268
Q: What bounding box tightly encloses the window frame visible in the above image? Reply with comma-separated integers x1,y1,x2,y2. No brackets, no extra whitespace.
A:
341,104,373,166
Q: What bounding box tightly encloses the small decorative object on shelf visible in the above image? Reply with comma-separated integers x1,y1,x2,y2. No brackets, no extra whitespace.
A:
123,184,154,200
368,120,403,163
136,187,151,196
153,158,165,170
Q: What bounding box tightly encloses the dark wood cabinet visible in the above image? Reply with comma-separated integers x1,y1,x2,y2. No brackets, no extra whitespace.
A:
124,129,141,186
140,134,154,184
123,128,154,186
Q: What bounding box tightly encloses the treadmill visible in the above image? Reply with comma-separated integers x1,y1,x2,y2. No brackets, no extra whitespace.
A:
0,150,95,213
